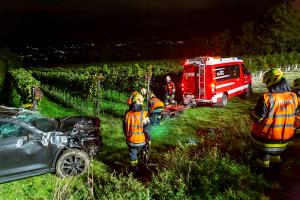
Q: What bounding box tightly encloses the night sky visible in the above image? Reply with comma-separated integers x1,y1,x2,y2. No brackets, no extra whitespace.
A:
0,0,285,46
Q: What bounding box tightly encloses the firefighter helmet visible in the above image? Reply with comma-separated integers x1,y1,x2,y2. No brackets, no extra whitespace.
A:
166,76,171,82
293,78,300,90
133,93,144,105
262,68,283,88
140,88,147,96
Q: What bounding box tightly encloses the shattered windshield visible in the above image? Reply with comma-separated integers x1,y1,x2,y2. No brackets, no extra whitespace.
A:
15,110,58,132
0,122,22,139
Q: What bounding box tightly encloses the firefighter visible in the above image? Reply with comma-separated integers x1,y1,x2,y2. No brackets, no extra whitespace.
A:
293,78,300,129
165,76,176,105
148,93,164,125
250,68,298,169
123,101,151,172
127,88,147,108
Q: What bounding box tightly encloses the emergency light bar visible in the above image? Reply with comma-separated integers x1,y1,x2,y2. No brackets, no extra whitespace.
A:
184,56,243,66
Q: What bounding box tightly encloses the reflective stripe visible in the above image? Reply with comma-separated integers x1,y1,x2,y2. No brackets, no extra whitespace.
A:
256,159,270,168
128,124,142,128
130,131,144,134
140,111,143,129
251,137,288,148
264,124,295,128
266,114,296,118
268,93,274,116
215,82,234,89
270,155,281,163
130,160,138,166
291,93,296,110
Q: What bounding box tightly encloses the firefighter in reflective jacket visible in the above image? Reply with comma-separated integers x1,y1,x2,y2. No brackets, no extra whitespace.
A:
250,68,298,169
123,102,151,169
293,78,300,129
127,88,147,108
165,76,176,105
148,93,164,125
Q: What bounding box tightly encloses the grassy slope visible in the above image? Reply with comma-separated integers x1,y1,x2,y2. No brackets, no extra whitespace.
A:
0,70,299,199
0,98,258,200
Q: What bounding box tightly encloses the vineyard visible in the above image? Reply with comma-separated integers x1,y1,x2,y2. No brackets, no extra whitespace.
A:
1,53,300,199
3,53,295,110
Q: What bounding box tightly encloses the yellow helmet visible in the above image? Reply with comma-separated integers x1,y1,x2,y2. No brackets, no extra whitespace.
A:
293,78,300,90
262,68,283,88
133,93,144,105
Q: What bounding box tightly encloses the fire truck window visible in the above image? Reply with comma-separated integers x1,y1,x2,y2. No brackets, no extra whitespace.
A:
242,64,251,75
230,65,240,78
215,66,231,82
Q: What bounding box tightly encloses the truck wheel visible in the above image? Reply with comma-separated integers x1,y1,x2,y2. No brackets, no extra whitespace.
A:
56,149,90,178
220,94,228,107
214,93,228,107
245,85,252,97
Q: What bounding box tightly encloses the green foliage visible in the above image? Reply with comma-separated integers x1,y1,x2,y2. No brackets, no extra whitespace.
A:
31,60,182,100
0,60,7,103
242,52,300,72
149,146,267,200
9,68,40,107
7,86,22,107
150,170,190,200
89,73,104,99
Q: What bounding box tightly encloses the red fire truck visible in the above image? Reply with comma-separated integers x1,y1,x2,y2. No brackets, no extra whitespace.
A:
182,56,252,107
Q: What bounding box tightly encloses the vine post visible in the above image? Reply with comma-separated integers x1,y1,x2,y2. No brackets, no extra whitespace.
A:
145,65,153,111
89,73,104,117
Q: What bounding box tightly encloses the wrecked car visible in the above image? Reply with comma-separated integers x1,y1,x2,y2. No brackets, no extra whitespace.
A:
0,106,101,183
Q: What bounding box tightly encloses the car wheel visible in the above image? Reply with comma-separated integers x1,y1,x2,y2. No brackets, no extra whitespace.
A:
56,149,90,178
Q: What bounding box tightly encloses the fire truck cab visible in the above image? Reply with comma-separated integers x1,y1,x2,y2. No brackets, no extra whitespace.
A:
182,56,252,107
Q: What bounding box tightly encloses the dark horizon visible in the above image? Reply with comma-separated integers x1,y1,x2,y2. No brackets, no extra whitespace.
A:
0,0,286,47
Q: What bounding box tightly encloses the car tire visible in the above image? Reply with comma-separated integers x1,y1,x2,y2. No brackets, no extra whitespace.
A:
56,149,90,178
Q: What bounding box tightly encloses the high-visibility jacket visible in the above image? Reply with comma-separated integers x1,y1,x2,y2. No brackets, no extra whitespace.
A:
295,93,300,128
165,81,175,96
125,111,148,144
251,92,298,140
149,97,164,113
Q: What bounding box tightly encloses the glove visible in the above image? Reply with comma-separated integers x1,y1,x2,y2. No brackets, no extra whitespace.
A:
171,94,175,99
147,140,151,146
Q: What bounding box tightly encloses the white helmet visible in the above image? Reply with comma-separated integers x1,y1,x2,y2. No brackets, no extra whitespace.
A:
140,88,147,96
166,76,171,82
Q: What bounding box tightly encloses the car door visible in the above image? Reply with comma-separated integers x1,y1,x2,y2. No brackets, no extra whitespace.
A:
0,120,50,180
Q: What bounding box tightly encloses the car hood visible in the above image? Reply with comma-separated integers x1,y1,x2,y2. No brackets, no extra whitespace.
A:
55,116,100,135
